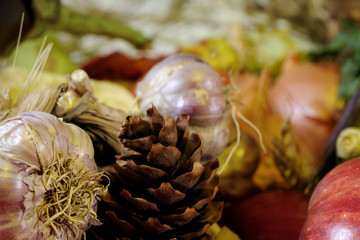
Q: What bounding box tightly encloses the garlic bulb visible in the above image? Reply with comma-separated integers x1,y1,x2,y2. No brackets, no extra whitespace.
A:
136,54,226,126
135,54,229,162
0,111,106,240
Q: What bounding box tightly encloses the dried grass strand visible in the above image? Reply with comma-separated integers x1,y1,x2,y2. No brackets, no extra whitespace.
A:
8,12,25,91
218,101,241,175
16,39,53,103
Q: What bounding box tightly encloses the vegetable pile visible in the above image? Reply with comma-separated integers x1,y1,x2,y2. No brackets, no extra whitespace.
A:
4,3,360,239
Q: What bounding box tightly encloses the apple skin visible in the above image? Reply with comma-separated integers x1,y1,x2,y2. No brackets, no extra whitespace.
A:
300,157,360,239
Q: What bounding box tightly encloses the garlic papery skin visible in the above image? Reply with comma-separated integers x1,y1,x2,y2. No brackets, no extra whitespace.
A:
0,111,105,240
135,54,228,162
136,54,227,126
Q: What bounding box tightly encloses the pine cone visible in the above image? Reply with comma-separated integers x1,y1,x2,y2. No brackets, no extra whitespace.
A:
89,106,223,240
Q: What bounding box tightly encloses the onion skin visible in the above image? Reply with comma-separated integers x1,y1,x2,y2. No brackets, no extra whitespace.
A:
266,53,340,189
221,190,309,240
269,53,340,160
300,157,360,240
0,111,99,240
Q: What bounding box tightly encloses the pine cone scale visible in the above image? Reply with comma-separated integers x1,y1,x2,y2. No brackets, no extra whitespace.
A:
175,114,190,150
175,223,211,240
176,133,203,172
121,159,169,182
147,182,186,205
171,162,204,191
192,160,219,192
158,116,178,146
147,144,181,170
105,211,138,233
146,105,165,135
111,160,152,186
120,189,160,212
159,207,199,226
134,217,174,234
122,135,156,154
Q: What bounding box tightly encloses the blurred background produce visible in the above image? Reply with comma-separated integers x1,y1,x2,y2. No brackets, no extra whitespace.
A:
2,0,360,239
221,190,309,240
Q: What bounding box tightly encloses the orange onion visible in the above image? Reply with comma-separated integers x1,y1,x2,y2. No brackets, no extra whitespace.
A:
230,53,341,190
268,53,340,161
267,53,340,188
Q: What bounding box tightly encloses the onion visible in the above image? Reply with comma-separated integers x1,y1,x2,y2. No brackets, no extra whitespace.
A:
269,53,340,161
229,53,340,190
0,111,106,240
267,53,340,188
135,53,228,161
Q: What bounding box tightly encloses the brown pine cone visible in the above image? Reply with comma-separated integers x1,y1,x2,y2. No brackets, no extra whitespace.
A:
88,105,223,240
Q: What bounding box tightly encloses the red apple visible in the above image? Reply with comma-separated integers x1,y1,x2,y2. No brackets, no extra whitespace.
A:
221,190,309,240
300,157,360,239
